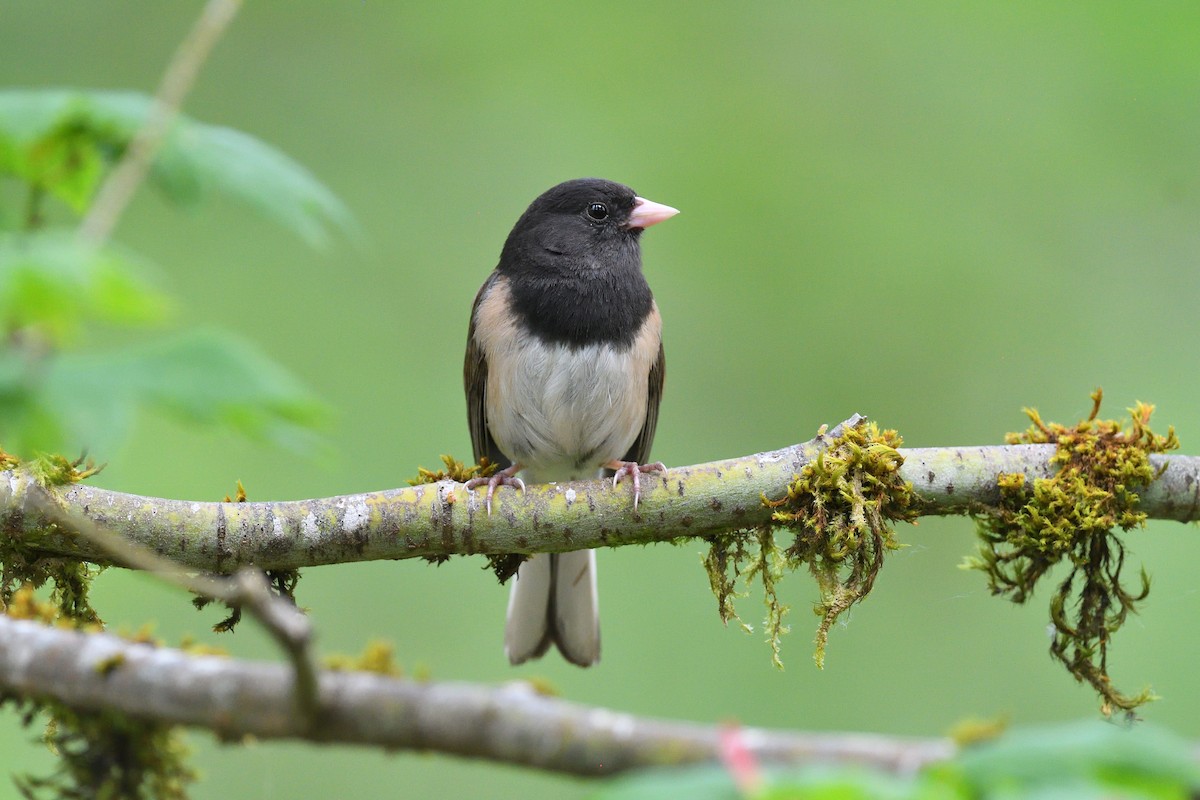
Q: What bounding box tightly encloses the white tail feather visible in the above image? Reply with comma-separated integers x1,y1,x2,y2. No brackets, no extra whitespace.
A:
504,554,553,664
504,551,600,667
552,550,600,666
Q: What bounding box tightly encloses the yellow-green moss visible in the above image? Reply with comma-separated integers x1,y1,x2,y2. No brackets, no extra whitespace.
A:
408,455,524,580
0,444,19,471
323,639,404,677
705,420,915,669
222,479,248,503
965,390,1177,715
0,473,104,626
6,701,195,800
29,453,104,485
407,454,497,486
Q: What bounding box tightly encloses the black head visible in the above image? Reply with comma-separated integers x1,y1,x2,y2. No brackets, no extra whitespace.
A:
494,178,677,347
498,178,645,279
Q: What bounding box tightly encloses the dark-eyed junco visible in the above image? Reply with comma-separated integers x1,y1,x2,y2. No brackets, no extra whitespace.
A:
463,178,678,667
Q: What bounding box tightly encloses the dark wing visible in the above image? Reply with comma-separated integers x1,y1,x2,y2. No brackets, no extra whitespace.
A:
622,340,665,465
464,272,511,470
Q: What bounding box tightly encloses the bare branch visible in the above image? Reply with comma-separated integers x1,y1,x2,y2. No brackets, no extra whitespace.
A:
3,419,1198,574
0,614,953,776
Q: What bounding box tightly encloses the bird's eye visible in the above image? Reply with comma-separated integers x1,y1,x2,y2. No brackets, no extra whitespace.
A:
586,203,609,221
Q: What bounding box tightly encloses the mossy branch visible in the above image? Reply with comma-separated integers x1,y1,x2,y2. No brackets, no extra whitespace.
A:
5,406,1198,715
2,428,1196,574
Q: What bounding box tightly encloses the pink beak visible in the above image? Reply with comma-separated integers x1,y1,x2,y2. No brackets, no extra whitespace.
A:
627,196,679,230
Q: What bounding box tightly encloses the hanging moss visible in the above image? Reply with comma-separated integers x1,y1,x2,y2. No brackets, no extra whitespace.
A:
706,420,916,668
2,463,193,799
191,483,304,633
0,462,105,626
5,699,196,800
965,390,1178,715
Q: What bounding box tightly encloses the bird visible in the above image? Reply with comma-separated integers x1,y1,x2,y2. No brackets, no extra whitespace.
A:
463,178,678,667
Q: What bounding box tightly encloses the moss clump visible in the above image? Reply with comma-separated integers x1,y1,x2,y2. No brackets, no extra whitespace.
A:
1,463,105,626
706,419,915,668
408,456,523,580
192,569,302,633
5,700,195,800
407,454,497,486
323,639,404,676
222,479,248,503
965,390,1177,715
190,483,305,633
30,453,105,485
0,548,103,626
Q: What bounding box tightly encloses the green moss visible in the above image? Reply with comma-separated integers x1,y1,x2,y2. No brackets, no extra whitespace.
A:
407,454,497,486
29,453,104,485
701,533,753,633
407,456,523,580
4,699,195,800
0,475,105,627
221,479,247,503
192,569,302,633
323,639,404,676
188,483,306,633
965,390,1177,715
0,444,19,471
95,652,127,676
705,420,915,669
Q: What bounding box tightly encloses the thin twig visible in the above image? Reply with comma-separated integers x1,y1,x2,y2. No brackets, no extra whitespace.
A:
78,0,243,247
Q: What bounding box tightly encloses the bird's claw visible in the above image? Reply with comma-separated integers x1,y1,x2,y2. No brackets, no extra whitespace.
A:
465,464,525,515
605,460,667,511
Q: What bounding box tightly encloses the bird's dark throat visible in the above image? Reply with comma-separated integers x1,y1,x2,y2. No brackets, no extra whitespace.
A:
506,269,653,349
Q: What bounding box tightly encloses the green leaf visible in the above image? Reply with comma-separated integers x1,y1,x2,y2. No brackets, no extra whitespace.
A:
949,721,1200,797
118,329,329,447
0,230,172,341
588,765,740,800
161,121,359,249
0,89,136,213
0,89,356,246
589,764,934,800
0,329,328,457
587,723,1199,800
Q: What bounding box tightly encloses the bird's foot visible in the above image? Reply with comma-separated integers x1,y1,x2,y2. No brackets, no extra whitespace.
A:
465,463,525,515
604,460,667,511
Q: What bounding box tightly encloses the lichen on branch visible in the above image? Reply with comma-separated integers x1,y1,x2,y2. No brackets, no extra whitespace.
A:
964,390,1179,715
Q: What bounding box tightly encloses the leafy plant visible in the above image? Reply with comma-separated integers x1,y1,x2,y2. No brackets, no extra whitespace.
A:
590,722,1200,800
0,88,354,456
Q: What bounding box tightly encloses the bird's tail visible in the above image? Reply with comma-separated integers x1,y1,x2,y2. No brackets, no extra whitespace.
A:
504,550,600,667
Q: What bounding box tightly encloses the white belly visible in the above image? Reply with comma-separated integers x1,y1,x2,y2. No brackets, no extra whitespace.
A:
485,332,648,482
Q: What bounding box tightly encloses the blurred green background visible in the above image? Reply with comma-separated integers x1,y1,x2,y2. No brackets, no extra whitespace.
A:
3,2,1199,797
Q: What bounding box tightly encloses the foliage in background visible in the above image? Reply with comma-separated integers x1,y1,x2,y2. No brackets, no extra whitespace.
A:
592,722,1200,800
0,89,352,457
0,86,355,800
